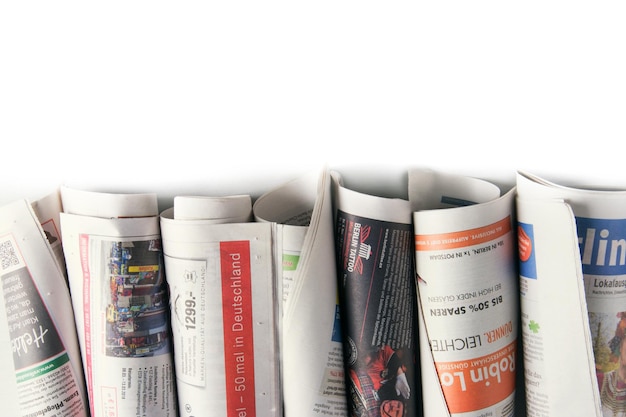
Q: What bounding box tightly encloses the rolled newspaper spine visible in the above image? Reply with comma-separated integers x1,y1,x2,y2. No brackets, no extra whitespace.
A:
160,194,281,417
60,187,178,417
172,194,253,222
410,169,518,417
332,172,420,417
0,198,89,417
515,171,626,417
253,169,347,417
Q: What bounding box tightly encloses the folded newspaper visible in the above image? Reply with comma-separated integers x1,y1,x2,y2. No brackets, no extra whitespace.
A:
160,193,282,417
515,171,626,417
409,168,518,417
60,186,178,417
331,171,420,417
253,168,347,417
0,196,89,417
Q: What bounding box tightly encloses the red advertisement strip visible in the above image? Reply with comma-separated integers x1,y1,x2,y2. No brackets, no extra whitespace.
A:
78,234,94,417
415,217,511,251
435,341,516,413
220,241,257,417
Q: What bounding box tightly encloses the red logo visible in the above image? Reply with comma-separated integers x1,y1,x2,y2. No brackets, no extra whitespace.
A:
518,225,532,262
380,400,404,417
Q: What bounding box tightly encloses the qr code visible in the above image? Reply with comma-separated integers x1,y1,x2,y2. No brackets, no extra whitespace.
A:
0,240,20,270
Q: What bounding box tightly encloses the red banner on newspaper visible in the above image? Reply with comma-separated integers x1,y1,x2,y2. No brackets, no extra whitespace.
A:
415,217,511,251
435,341,516,413
220,241,257,417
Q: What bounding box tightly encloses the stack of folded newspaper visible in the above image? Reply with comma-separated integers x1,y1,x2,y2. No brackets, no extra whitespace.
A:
4,167,624,417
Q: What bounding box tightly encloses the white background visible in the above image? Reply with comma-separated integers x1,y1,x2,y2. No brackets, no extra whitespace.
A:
1,1,625,207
